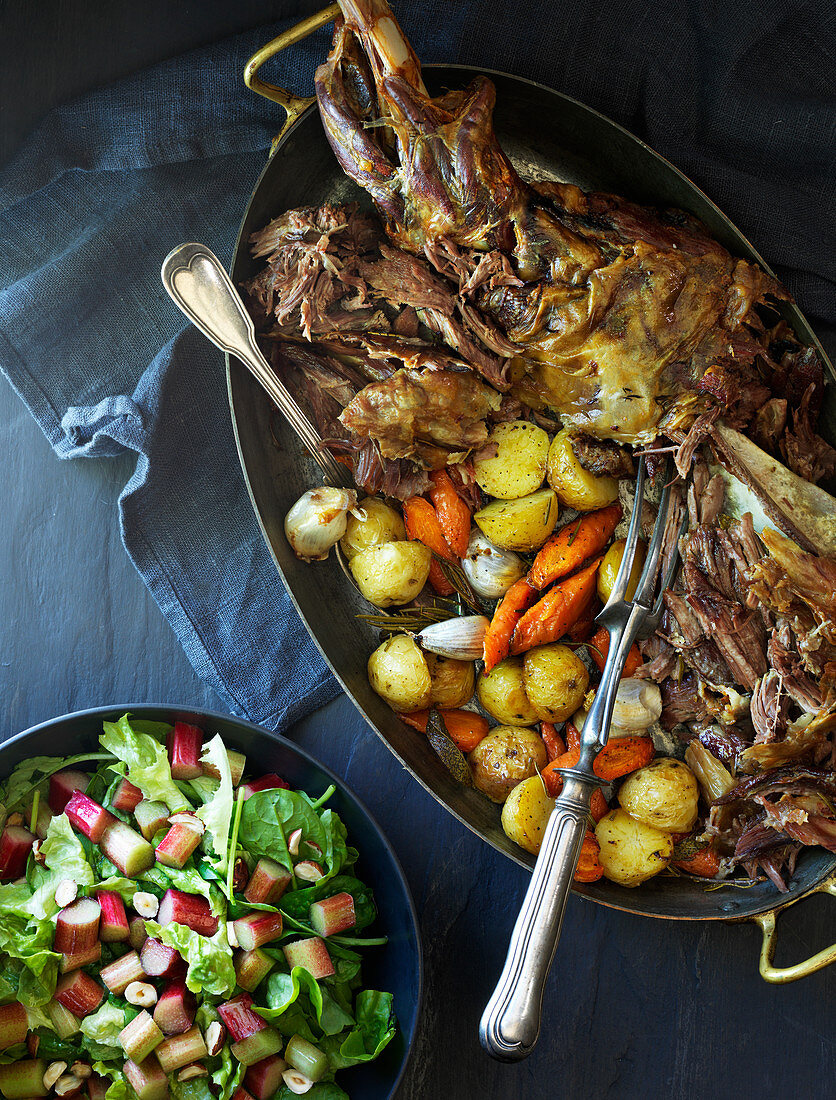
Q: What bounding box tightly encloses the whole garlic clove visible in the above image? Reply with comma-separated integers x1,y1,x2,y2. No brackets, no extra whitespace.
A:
611,679,663,730
418,616,489,662
284,487,358,563
462,531,526,598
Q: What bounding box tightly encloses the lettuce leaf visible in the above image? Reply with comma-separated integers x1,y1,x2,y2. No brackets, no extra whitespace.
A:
170,1077,215,1100
100,716,189,812
144,920,235,998
321,991,396,1071
80,1001,134,1059
91,1062,130,1100
0,912,59,1007
196,736,234,874
258,967,353,1037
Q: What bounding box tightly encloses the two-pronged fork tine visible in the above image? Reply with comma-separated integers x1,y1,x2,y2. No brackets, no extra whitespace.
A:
480,455,685,1062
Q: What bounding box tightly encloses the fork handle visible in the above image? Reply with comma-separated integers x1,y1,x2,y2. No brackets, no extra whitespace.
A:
479,773,594,1061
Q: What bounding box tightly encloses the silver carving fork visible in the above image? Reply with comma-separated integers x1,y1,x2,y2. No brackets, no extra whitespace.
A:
480,456,685,1061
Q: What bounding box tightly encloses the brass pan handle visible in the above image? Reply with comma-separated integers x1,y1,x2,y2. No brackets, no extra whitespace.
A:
244,3,341,147
753,876,836,982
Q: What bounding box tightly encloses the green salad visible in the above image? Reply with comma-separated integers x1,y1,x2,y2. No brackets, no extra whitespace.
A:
0,715,396,1100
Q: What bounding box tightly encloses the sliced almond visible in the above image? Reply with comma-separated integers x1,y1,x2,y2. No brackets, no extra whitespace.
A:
168,813,205,835
226,923,239,949
54,879,78,908
294,860,324,882
204,1020,225,1057
54,1075,82,1096
70,1063,92,1079
43,1062,67,1090
177,1064,208,1081
287,828,303,857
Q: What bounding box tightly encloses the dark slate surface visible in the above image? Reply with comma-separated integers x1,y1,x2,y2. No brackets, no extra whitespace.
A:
2,3,836,1098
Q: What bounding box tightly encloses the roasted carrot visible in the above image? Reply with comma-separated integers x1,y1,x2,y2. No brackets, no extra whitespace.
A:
482,576,539,672
427,558,455,596
587,626,643,677
510,556,603,654
674,844,721,878
541,750,608,822
574,830,604,883
540,721,566,762
428,470,471,558
565,721,580,752
403,496,455,562
401,708,489,753
528,503,621,589
592,735,655,782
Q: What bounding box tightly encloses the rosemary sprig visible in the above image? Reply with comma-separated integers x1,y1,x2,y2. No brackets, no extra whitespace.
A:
357,602,459,633
433,554,482,613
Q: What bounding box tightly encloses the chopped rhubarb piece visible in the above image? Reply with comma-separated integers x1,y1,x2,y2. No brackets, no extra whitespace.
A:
119,1010,163,1062
54,897,101,956
46,999,80,1039
48,770,90,814
86,1075,109,1100
235,948,275,993
243,859,292,906
100,820,155,877
97,891,130,942
155,822,201,869
0,1003,28,1050
203,749,246,786
283,937,334,980
231,1090,256,1100
54,970,104,1018
133,801,170,842
230,1029,284,1066
0,826,35,882
65,792,116,843
128,914,148,952
310,892,356,938
101,950,145,995
112,779,143,813
244,1055,288,1100
233,911,283,952
140,937,183,979
167,723,204,780
239,774,290,801
284,1034,328,1082
157,888,218,935
155,1023,208,1073
123,1057,168,1100
0,1059,47,1099
217,994,266,1043
32,802,54,840
59,942,102,973
153,980,196,1036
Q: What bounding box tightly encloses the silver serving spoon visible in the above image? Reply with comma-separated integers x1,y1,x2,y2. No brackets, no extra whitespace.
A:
160,242,352,489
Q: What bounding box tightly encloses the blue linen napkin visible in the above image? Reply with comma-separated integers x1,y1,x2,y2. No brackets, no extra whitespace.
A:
0,2,832,729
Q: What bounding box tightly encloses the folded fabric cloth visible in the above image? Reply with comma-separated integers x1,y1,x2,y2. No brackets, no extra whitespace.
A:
0,1,832,729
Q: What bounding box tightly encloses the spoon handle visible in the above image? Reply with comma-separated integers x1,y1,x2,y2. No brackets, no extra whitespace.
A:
161,242,352,488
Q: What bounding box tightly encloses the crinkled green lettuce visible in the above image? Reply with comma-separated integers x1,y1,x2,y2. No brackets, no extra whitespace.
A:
101,715,189,812
197,736,234,874
91,1062,130,1100
80,1001,134,1060
144,920,235,998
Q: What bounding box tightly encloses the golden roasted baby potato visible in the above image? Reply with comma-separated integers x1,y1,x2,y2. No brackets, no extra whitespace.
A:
473,420,550,500
426,653,475,709
341,497,405,560
367,635,432,712
501,775,554,854
597,538,646,603
349,541,431,607
595,808,674,887
474,488,559,551
618,758,699,833
523,644,590,723
469,726,548,803
477,658,539,726
546,428,620,512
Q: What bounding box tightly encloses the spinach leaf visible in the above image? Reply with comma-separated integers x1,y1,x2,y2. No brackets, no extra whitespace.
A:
275,1085,349,1100
239,790,326,873
322,990,396,1070
279,875,377,931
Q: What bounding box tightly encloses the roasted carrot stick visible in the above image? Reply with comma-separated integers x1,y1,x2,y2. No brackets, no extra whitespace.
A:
403,496,455,562
574,830,604,883
427,558,455,596
674,847,721,877
565,721,580,752
528,503,621,589
401,708,489,753
510,556,603,655
587,626,643,677
482,577,539,672
542,737,654,785
540,721,566,762
428,470,471,558
541,750,608,821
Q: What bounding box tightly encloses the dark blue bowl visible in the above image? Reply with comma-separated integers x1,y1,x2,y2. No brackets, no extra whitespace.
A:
8,704,423,1100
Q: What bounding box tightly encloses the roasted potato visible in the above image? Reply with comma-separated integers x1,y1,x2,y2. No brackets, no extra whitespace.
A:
501,775,554,854
426,653,475,709
523,644,590,723
349,541,431,607
547,428,619,512
474,488,559,552
477,658,539,726
595,808,674,887
367,634,432,712
618,758,699,833
597,538,646,603
473,420,550,500
468,726,548,803
341,497,405,560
